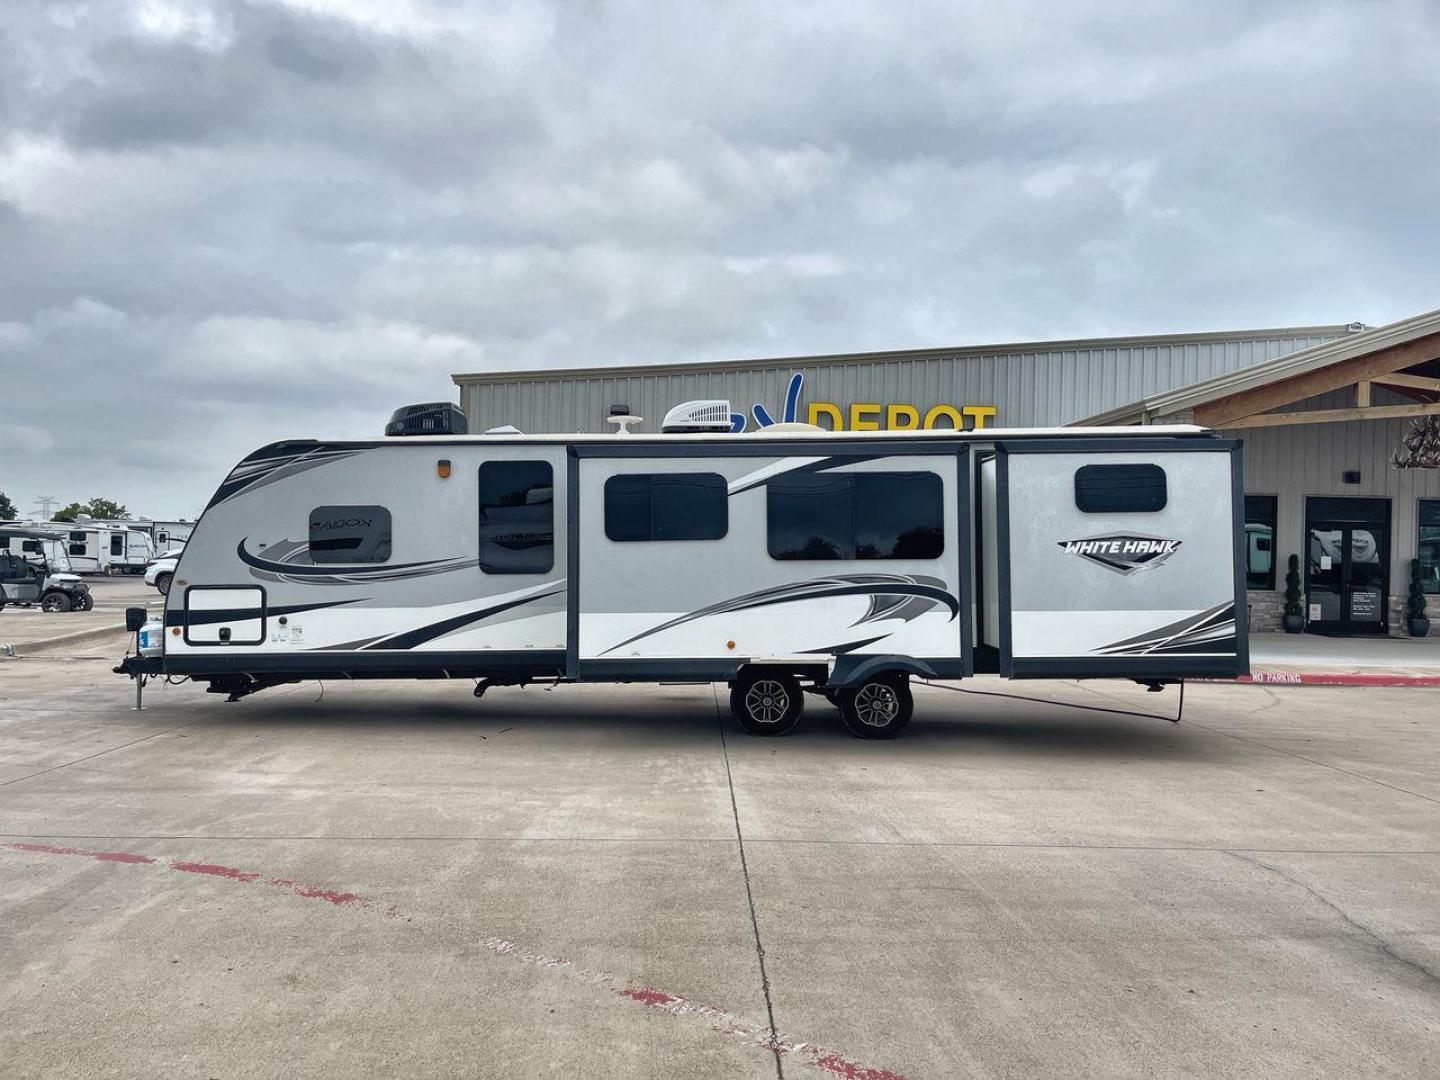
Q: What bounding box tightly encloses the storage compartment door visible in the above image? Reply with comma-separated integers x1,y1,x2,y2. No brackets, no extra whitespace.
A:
184,586,266,645
997,442,1245,679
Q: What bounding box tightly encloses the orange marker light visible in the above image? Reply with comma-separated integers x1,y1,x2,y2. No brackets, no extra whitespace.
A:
437,459,451,479
726,640,736,650
171,627,180,635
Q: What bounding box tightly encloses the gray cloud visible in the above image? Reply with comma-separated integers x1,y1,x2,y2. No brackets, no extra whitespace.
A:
1,0,1437,517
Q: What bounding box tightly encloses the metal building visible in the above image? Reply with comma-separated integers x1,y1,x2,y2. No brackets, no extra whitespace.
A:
453,311,1440,637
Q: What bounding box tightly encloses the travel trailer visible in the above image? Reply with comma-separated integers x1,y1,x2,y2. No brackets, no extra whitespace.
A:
92,518,194,552
47,523,154,575
117,403,1248,737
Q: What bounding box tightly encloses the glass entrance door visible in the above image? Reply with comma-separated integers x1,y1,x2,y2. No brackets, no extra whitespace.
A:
1305,497,1390,635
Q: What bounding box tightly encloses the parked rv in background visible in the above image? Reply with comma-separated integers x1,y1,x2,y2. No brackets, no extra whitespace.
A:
45,523,154,575
81,518,194,557
90,518,195,551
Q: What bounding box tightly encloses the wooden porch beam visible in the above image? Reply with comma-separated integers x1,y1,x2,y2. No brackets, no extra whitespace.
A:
1218,401,1440,429
1194,332,1440,427
1356,381,1371,407
1373,372,1440,393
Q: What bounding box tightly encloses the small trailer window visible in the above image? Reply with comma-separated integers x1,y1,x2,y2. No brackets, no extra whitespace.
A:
308,505,392,563
69,542,87,556
479,461,554,573
768,471,943,560
1074,464,1167,513
604,473,728,541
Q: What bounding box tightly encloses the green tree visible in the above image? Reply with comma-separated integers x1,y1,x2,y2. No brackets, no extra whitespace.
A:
53,497,130,522
0,491,17,521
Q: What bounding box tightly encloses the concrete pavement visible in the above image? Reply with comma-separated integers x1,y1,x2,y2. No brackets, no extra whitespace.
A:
1,657,1437,1078
0,576,162,653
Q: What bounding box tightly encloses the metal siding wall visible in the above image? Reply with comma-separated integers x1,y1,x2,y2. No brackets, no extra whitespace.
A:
1239,416,1440,590
458,332,1344,434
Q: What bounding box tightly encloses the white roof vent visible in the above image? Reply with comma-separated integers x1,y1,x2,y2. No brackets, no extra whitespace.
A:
661,399,732,433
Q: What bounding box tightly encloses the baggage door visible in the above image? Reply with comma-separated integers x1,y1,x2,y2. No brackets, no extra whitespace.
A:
996,439,1246,679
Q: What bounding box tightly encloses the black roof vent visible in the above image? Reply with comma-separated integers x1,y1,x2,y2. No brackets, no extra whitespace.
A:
385,402,467,437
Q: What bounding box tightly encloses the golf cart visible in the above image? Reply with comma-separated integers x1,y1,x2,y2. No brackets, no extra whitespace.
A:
0,531,93,612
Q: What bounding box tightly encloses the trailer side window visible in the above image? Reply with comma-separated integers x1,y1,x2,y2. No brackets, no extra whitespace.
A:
479,461,554,573
308,505,392,563
768,471,944,560
1074,464,1167,513
605,473,728,541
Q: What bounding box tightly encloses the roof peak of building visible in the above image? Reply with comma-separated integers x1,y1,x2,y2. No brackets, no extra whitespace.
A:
452,322,1358,386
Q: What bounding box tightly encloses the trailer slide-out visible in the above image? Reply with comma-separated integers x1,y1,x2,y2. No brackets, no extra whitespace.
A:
117,421,1248,738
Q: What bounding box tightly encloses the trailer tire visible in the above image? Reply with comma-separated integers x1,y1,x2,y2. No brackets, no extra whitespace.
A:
838,674,913,739
156,573,173,596
730,671,803,736
41,591,73,613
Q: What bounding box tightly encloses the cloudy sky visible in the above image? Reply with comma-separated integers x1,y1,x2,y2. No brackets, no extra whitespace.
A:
2,0,1437,517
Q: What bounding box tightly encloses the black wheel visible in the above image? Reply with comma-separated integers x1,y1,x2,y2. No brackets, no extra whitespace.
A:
838,674,913,739
41,591,73,613
156,573,173,596
77,593,94,612
729,671,803,736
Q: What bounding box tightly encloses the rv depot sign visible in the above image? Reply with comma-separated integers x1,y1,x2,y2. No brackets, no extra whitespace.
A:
733,373,997,433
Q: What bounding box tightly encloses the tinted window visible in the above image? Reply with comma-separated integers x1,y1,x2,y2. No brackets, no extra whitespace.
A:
1074,463,1167,513
22,540,41,554
1244,494,1277,591
69,531,86,542
605,473,728,541
768,471,943,560
308,505,392,564
69,542,86,556
111,534,125,555
1420,499,1440,595
479,461,553,573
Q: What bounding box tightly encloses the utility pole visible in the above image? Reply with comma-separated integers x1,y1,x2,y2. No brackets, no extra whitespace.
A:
32,495,59,520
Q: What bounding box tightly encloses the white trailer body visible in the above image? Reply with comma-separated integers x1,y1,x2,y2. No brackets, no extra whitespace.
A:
118,426,1247,730
51,525,153,574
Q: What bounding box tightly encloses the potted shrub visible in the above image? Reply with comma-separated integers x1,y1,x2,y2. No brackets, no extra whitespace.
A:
1407,558,1431,638
1282,553,1305,634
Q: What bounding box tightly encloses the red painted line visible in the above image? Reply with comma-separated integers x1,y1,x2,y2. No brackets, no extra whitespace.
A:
5,844,909,1080
4,844,396,915
171,861,262,882
1198,672,1440,687
7,842,154,864
482,936,909,1079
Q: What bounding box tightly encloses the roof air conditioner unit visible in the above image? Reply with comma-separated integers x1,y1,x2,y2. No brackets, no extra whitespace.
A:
661,399,732,433
384,402,467,436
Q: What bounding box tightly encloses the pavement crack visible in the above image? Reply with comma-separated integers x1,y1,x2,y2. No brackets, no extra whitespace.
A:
714,684,785,1080
1227,851,1440,988
0,718,209,789
1185,719,1440,808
